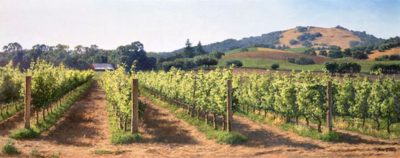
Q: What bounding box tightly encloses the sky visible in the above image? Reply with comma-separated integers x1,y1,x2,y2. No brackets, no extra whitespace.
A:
0,0,399,52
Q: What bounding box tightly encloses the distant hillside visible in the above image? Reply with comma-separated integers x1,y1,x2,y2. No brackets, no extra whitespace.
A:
172,31,282,54
223,47,329,63
279,26,383,49
368,47,400,60
171,26,383,54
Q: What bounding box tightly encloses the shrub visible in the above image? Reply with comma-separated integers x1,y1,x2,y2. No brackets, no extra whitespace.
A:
225,60,243,67
325,62,339,73
161,58,196,71
351,51,368,59
297,32,322,41
287,58,296,63
216,132,247,144
375,55,389,61
10,128,39,139
194,56,218,67
288,57,315,65
289,39,299,45
209,51,224,59
338,62,361,74
320,131,340,142
296,26,308,32
304,49,316,55
302,41,313,47
2,140,19,155
377,37,400,52
30,148,42,157
375,55,400,61
319,50,328,56
111,133,142,145
296,57,315,65
271,63,279,70
343,48,352,57
328,50,343,58
371,64,400,74
389,54,400,60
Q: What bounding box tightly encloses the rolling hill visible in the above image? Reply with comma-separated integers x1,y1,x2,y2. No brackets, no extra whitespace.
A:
368,47,400,60
219,47,329,71
171,26,383,54
218,47,400,72
223,47,329,63
280,26,360,49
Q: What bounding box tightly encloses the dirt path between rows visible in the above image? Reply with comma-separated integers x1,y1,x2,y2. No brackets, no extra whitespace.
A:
0,111,24,136
232,115,400,157
1,81,400,157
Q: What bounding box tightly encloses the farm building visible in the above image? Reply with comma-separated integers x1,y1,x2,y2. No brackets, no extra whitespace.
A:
91,63,115,71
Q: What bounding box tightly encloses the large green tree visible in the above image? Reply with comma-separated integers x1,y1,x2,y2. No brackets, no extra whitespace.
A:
181,39,195,58
195,41,207,55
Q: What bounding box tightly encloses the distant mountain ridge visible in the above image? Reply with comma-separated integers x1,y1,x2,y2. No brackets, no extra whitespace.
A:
170,26,384,54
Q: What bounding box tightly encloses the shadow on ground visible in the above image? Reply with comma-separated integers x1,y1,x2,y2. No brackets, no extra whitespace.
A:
140,102,199,145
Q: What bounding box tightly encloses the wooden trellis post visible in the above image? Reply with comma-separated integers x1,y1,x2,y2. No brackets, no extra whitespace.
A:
131,79,139,133
226,80,233,132
326,80,333,132
24,76,32,129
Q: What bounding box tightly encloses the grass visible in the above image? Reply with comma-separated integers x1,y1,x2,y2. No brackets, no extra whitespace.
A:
105,98,142,144
280,123,340,142
93,149,126,155
219,58,323,71
236,111,340,142
10,80,93,139
224,47,258,54
236,108,400,141
30,148,43,158
50,152,60,158
140,89,247,145
334,117,400,140
218,57,400,73
9,128,39,139
285,47,310,53
0,102,24,122
111,133,142,144
2,140,19,155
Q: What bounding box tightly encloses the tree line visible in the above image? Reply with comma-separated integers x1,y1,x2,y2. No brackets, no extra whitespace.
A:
157,39,225,71
303,37,400,60
0,42,156,71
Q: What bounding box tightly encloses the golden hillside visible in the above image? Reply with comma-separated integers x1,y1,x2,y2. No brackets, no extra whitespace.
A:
279,26,361,49
368,47,400,60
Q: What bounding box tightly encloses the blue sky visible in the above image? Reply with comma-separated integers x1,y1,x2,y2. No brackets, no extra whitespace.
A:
0,0,399,52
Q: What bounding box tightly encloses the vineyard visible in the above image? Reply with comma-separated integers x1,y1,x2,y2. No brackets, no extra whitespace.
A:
1,64,400,157
99,66,144,144
0,64,24,122
0,61,94,139
135,68,400,140
137,68,233,129
234,71,400,139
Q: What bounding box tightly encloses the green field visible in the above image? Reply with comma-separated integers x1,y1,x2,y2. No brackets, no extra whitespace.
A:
285,47,310,53
224,47,258,54
219,58,400,73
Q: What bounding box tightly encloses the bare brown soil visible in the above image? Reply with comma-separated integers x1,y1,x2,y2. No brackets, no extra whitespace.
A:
1,82,400,157
223,49,329,63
